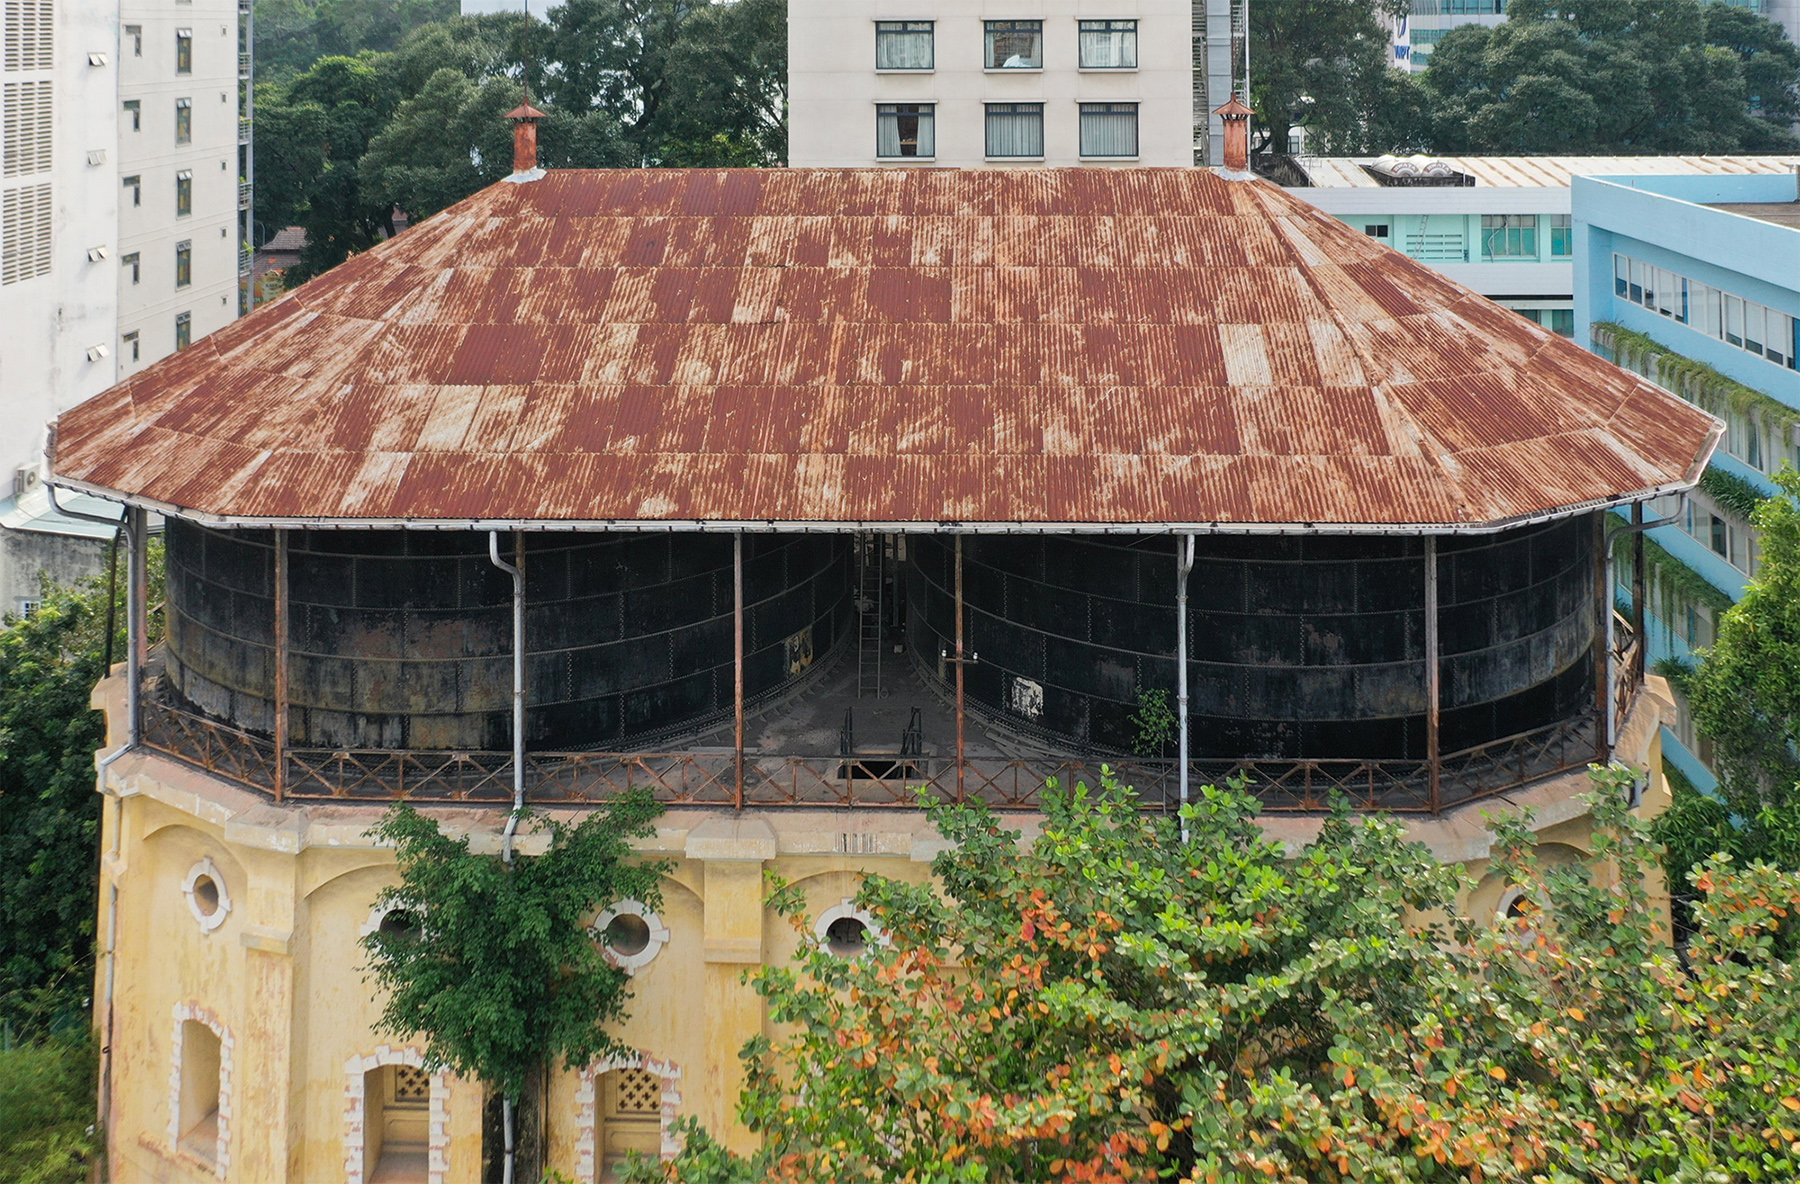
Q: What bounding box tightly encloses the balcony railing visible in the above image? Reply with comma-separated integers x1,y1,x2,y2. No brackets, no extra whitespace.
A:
138,680,1607,814
238,182,252,210
238,117,251,145
239,52,251,78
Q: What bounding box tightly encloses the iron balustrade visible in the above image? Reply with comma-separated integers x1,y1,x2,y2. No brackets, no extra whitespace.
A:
138,679,1606,814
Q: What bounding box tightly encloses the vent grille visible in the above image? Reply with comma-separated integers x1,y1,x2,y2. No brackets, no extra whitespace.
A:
613,1068,660,1116
2,180,51,283
3,79,52,175
2,0,52,72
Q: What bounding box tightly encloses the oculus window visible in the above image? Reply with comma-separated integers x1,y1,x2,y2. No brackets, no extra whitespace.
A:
1079,102,1138,157
875,21,933,69
985,20,1042,68
985,102,1044,157
1078,19,1137,68
876,103,934,158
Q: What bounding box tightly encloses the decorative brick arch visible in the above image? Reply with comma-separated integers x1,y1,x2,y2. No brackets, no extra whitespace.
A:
574,1052,683,1182
167,1002,233,1179
342,1044,452,1184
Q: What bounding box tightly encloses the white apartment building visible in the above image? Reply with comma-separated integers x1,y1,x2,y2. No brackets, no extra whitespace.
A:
788,0,1205,167
116,0,240,370
0,0,241,616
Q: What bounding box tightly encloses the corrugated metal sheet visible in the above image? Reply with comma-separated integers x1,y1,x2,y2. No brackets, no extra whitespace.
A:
1297,154,1800,189
49,168,1719,531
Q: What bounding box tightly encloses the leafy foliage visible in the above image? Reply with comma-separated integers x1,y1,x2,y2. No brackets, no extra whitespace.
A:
1423,0,1800,154
0,1031,98,1184
1701,464,1771,522
1659,467,1800,879
1127,689,1176,758
628,766,1800,1183
1251,0,1433,155
362,798,669,1097
0,541,161,1039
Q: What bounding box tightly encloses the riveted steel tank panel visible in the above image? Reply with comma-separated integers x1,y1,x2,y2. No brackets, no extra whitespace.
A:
907,516,1597,758
165,521,851,749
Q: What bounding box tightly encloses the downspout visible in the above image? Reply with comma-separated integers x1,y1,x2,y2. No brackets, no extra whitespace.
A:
1604,497,1684,751
50,487,135,1161
1175,534,1195,842
486,530,525,1184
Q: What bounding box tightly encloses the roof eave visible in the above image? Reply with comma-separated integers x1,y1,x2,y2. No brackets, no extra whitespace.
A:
44,475,1713,538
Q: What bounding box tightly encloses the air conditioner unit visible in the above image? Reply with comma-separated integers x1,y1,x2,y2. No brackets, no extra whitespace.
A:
13,465,41,497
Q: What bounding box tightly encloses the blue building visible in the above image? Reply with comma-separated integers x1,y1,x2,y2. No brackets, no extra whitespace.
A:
1573,170,1800,787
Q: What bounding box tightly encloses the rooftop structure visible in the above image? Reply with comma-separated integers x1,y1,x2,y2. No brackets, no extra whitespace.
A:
1276,155,1800,338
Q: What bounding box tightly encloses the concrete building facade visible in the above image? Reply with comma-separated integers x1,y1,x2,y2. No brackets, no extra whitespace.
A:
787,0,1202,166
1573,169,1800,788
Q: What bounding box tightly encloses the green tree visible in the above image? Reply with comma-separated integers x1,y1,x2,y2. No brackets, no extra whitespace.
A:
1423,0,1800,153
1658,467,1800,880
362,798,670,1181
0,1032,98,1184
627,767,1800,1182
1250,0,1433,155
0,540,161,1038
252,54,404,280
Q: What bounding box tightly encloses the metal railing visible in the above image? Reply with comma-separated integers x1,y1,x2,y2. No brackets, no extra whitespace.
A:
238,182,252,210
139,682,1604,814
238,117,251,145
239,52,251,79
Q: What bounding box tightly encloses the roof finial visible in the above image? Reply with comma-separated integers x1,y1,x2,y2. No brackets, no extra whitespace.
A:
504,93,549,183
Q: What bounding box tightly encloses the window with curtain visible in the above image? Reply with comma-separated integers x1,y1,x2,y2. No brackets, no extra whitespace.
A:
176,169,192,215
175,97,192,144
1078,19,1136,68
875,21,933,69
1078,103,1137,157
1549,213,1571,257
175,240,191,287
985,103,1044,157
175,311,192,350
176,29,192,74
876,104,934,157
1480,214,1537,258
985,21,1042,68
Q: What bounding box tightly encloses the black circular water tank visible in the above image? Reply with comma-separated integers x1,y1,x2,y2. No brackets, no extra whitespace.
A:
907,516,1599,758
164,522,852,750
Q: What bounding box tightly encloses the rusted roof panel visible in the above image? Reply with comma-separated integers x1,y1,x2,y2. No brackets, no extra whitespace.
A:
51,168,1719,531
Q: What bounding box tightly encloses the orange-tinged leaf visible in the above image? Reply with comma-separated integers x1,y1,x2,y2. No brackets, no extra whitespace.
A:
1488,1067,1508,1082
1781,1097,1800,1112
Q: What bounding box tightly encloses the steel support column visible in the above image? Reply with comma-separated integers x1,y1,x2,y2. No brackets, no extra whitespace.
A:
733,532,745,810
954,533,966,803
1592,512,1609,761
127,507,147,746
1176,533,1195,839
1424,536,1441,814
273,529,289,802
1631,502,1647,686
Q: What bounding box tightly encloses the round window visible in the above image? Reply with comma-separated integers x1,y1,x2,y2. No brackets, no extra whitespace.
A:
192,875,221,917
378,909,421,941
825,916,869,957
602,913,652,957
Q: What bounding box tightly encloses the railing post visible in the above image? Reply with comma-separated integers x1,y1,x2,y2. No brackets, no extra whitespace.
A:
273,529,288,803
1425,537,1441,815
733,532,745,810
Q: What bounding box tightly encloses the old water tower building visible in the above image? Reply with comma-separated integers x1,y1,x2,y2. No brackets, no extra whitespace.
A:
51,159,1714,1182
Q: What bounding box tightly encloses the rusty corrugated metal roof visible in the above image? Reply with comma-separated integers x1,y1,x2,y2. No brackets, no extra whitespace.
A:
49,168,1719,532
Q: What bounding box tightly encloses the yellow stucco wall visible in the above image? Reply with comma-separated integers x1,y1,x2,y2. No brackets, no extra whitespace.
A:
90,674,1677,1182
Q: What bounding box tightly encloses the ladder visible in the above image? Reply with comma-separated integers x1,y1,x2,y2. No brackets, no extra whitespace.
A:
856,533,883,699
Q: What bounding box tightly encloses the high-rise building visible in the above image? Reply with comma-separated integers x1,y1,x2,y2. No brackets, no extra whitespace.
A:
0,0,245,616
